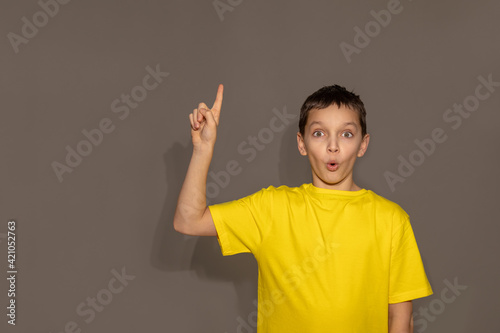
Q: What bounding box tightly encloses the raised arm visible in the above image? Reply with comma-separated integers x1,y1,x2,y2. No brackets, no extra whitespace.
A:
173,84,224,236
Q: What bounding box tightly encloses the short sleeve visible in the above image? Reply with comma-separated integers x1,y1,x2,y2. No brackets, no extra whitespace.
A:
208,187,273,256
389,213,433,303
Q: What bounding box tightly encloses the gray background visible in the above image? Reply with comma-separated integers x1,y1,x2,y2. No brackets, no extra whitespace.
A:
1,0,499,332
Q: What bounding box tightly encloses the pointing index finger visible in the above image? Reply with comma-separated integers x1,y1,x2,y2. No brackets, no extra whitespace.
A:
211,84,224,113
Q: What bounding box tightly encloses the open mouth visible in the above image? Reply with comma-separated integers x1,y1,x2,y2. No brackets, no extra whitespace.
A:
327,162,338,171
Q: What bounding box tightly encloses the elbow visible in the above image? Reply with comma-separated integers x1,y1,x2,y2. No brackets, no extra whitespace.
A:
173,222,195,236
173,222,188,235
173,220,182,233
173,214,187,234
173,215,195,235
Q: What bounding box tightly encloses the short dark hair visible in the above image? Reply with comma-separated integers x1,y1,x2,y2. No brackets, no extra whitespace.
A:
299,85,367,137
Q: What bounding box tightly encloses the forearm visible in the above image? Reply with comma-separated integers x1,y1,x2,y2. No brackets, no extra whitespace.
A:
173,144,213,231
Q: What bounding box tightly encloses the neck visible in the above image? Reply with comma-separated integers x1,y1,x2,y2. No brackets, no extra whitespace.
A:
312,177,362,191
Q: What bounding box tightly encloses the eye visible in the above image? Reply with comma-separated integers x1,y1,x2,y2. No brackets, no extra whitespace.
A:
342,131,353,138
312,130,324,137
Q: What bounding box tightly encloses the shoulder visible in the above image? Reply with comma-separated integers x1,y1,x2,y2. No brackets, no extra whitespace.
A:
246,184,303,203
365,190,409,222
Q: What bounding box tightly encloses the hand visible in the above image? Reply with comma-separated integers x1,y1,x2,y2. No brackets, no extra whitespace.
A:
189,84,224,148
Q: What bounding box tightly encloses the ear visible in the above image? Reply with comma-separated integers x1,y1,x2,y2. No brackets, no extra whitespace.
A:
357,133,370,157
297,132,307,156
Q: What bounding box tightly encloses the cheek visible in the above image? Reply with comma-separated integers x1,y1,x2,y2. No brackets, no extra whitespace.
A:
306,143,324,158
342,140,362,156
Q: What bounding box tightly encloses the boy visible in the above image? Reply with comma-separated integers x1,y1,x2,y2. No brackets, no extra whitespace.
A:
174,84,433,332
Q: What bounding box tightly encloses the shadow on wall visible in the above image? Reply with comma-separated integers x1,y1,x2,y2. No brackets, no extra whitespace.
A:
149,139,255,275
149,139,258,315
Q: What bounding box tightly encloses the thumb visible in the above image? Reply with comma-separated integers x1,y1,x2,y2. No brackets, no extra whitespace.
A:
199,108,216,127
197,103,210,122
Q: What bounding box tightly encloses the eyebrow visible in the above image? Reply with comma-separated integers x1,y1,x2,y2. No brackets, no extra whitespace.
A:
309,121,359,128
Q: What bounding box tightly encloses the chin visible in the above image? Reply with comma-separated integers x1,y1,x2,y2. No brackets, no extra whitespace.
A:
318,176,342,186
325,173,349,185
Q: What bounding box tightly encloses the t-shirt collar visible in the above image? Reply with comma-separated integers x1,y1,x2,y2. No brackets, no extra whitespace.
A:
302,183,368,197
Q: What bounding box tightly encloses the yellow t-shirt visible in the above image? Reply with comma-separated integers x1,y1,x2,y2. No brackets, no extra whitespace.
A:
208,183,433,332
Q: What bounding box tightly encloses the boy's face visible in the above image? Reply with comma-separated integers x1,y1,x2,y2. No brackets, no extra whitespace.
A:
297,104,370,191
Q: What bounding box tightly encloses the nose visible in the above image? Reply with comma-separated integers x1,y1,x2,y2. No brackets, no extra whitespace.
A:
327,137,339,153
